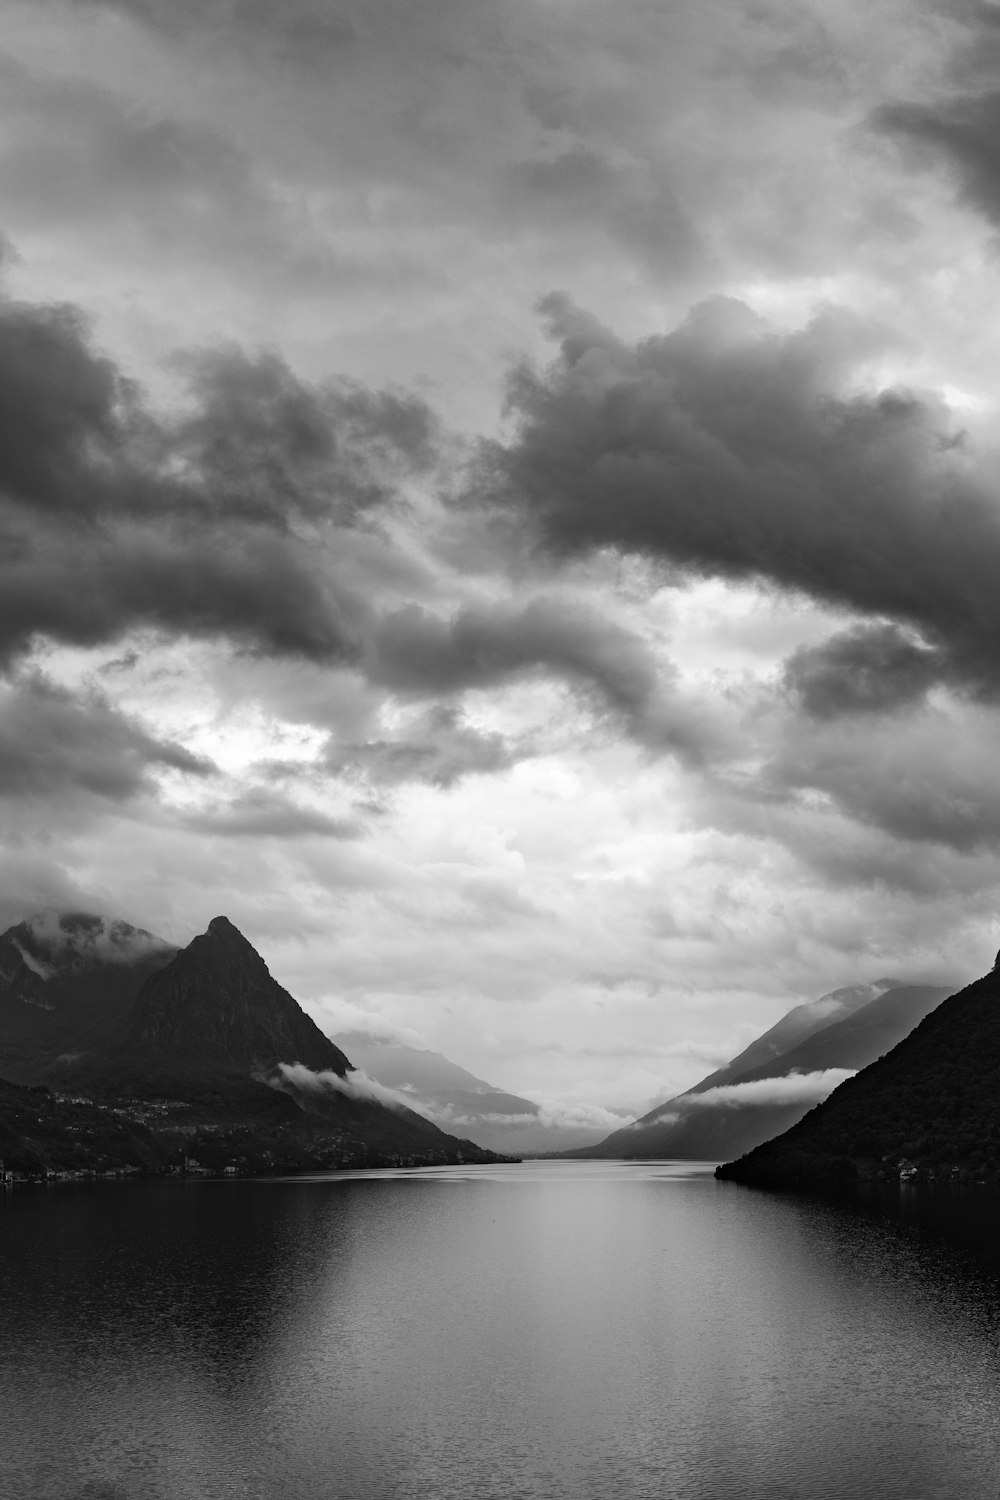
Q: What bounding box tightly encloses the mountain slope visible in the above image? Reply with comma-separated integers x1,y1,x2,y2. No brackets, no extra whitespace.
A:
122,916,352,1075
717,984,952,1085
688,980,900,1094
718,967,1000,1188
583,980,953,1163
331,1032,620,1153
0,913,177,1082
34,914,507,1169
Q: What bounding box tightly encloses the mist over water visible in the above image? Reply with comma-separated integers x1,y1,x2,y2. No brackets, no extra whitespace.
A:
3,1161,1000,1500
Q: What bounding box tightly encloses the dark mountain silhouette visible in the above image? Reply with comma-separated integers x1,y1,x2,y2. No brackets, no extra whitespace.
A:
0,913,176,1082
1,913,509,1174
119,916,352,1075
579,979,953,1163
718,966,1000,1188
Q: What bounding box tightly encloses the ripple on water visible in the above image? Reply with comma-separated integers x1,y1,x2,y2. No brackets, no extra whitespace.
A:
2,1164,1000,1500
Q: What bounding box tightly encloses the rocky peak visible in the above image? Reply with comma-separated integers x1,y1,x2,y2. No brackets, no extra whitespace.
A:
127,917,351,1077
182,915,269,973
208,915,244,940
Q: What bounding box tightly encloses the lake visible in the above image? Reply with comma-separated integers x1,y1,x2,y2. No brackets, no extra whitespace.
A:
2,1160,1000,1499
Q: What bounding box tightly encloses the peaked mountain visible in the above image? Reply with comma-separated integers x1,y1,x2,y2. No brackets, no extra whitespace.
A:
48,915,393,1108
120,916,352,1076
718,965,1000,1188
0,912,177,1083
580,979,954,1163
1,912,509,1175
332,1032,622,1154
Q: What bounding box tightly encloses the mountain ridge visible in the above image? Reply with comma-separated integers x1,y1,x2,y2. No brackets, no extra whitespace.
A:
115,914,353,1077
687,980,901,1094
576,978,955,1163
0,910,511,1175
0,912,178,1083
717,965,1000,1188
330,1031,626,1153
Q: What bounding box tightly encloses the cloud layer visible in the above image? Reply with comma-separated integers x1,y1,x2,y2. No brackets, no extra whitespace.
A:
0,0,996,1112
274,1060,425,1114
680,1069,858,1111
486,291,1000,698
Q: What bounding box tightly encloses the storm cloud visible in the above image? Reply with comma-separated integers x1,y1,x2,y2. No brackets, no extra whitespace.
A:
877,88,1000,229
783,624,943,718
0,285,413,664
0,279,702,757
0,671,212,801
367,595,702,752
484,291,1000,696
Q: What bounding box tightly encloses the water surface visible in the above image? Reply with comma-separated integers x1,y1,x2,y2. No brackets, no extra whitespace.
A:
3,1160,999,1499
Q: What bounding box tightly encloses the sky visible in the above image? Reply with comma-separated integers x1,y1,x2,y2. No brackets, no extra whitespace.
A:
3,0,1000,1127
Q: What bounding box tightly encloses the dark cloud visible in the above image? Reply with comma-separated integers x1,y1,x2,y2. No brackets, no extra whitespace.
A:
690,769,1000,898
180,787,357,839
770,722,1000,855
482,292,1000,695
0,294,130,517
876,89,1000,227
0,282,438,665
784,624,942,718
330,705,516,789
0,523,367,665
0,284,434,527
873,0,1000,226
364,593,720,760
171,346,439,527
0,274,712,774
370,595,657,715
0,671,212,802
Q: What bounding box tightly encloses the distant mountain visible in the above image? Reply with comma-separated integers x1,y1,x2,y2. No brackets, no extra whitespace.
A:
0,912,509,1175
0,913,177,1082
687,980,901,1093
581,979,954,1163
718,966,1000,1188
332,1032,618,1154
715,984,954,1085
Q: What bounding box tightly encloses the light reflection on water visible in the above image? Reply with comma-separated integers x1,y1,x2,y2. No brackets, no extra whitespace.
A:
2,1161,1000,1499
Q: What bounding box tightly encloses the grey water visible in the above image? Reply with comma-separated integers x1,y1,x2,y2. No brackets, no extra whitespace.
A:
3,1161,1000,1500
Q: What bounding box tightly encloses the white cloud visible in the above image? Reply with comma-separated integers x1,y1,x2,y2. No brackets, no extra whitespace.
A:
23,911,174,968
683,1070,858,1111
273,1061,426,1115
419,1096,632,1134
529,1098,635,1133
